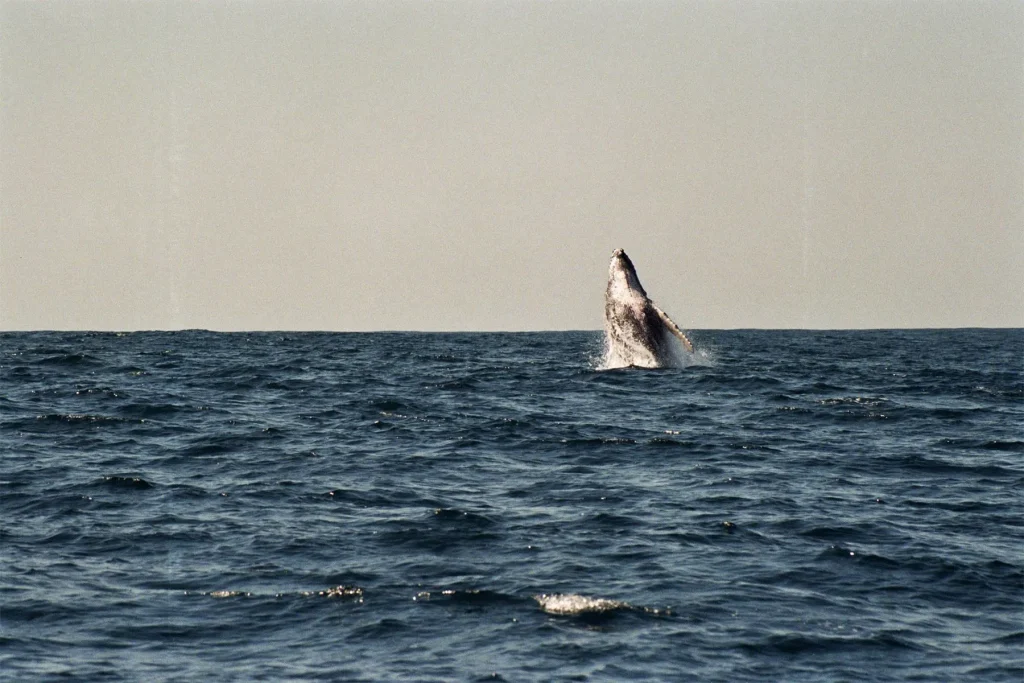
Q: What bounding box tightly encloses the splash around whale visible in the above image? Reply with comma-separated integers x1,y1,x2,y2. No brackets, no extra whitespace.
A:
602,249,696,369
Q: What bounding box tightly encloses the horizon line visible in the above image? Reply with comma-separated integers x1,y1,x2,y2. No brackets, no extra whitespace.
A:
1,326,1021,334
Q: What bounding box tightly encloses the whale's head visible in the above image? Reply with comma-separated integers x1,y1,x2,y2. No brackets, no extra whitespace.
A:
607,248,648,300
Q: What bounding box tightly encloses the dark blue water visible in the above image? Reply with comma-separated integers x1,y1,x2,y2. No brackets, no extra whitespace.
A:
2,329,1022,681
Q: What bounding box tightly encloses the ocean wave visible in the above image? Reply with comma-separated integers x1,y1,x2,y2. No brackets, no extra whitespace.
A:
37,353,100,366
2,414,143,432
100,475,155,489
195,585,364,601
741,630,923,655
534,593,670,618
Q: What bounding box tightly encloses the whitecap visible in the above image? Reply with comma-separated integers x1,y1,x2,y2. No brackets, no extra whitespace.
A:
534,593,630,616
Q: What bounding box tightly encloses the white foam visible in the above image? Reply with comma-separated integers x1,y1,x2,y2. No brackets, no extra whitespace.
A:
534,593,629,615
598,329,706,370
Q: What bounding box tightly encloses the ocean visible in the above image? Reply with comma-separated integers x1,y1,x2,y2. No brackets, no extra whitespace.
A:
1,329,1021,681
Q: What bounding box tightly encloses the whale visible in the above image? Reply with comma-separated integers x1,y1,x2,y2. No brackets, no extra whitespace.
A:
603,248,694,368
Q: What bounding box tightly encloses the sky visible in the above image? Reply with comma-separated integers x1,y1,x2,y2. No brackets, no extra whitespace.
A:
1,0,1021,331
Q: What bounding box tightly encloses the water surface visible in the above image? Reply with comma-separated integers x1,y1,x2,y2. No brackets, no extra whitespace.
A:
2,329,1021,681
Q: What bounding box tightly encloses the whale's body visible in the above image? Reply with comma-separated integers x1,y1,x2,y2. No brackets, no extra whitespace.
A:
603,249,693,368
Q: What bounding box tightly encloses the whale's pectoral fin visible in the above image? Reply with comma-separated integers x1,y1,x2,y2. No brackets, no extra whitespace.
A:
653,305,694,354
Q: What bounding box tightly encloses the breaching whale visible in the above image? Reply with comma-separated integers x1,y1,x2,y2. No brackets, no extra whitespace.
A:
603,248,694,368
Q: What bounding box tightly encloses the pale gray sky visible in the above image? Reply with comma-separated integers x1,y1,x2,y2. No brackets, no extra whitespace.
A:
1,0,1021,331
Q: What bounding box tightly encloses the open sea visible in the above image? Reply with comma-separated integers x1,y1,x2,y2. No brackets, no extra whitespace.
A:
1,329,1021,682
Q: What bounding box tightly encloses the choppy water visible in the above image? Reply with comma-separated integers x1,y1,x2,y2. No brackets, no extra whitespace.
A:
2,329,1022,681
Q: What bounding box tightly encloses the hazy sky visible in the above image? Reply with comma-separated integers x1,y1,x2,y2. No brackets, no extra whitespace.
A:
2,0,1021,331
